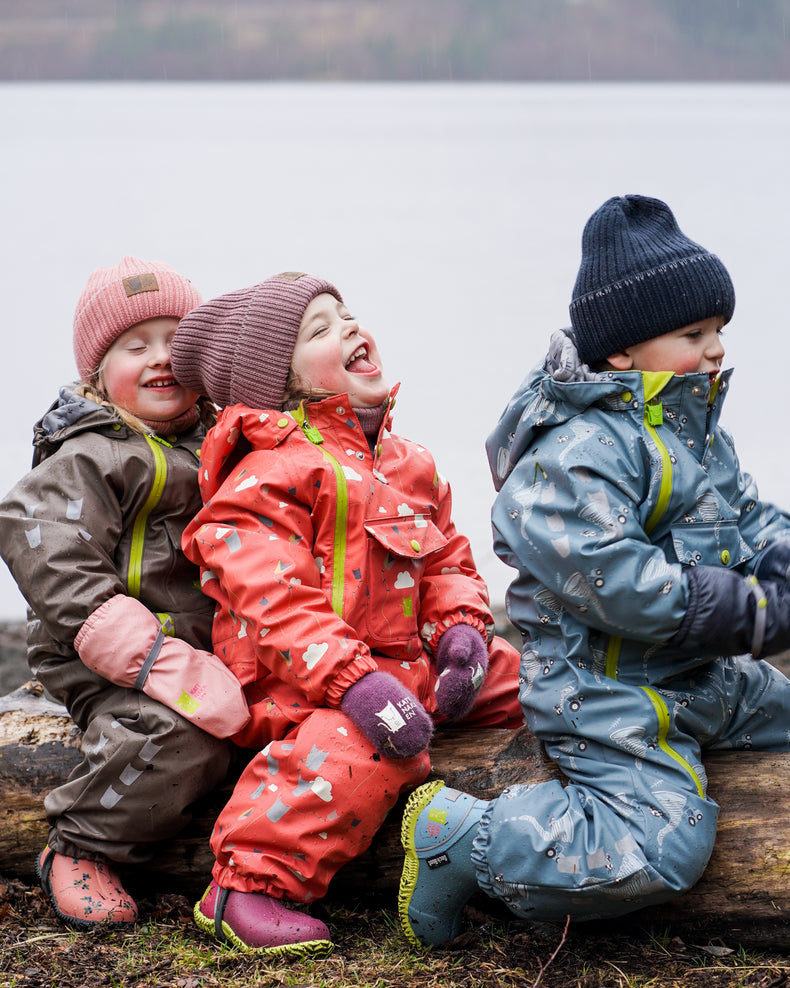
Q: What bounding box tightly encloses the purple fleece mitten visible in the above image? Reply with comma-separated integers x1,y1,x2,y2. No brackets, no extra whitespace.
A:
434,624,489,722
340,671,433,758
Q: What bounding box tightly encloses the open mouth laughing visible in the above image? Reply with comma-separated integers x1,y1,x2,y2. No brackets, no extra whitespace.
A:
345,345,377,374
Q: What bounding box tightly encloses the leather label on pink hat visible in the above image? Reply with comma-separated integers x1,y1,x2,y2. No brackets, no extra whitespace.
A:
123,273,160,296
275,271,307,281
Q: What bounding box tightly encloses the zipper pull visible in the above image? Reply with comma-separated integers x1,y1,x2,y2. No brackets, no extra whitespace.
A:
302,422,324,444
646,402,663,426
148,433,174,448
293,402,323,444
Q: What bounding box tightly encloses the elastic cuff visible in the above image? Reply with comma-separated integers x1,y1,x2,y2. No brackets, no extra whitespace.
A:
323,653,379,709
429,614,488,652
470,795,496,896
47,833,110,864
73,594,123,651
746,575,768,658
211,862,286,898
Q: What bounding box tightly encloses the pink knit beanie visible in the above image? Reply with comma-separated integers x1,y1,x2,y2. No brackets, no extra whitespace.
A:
171,271,342,410
73,256,203,381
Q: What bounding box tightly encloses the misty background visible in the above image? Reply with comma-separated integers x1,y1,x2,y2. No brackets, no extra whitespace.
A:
5,0,790,82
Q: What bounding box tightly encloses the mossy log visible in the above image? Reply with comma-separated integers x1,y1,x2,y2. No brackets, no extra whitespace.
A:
3,678,790,946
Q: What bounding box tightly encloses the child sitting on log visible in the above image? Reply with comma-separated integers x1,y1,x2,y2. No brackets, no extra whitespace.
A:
170,271,524,957
399,194,790,946
0,257,249,929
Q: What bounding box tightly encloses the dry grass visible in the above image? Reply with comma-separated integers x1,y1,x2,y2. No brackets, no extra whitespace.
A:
2,875,790,988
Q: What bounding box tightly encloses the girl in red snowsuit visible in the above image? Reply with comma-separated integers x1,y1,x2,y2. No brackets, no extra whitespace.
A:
173,272,522,956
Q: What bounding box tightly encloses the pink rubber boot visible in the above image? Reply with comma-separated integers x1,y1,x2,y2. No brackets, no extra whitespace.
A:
194,880,333,957
37,846,138,929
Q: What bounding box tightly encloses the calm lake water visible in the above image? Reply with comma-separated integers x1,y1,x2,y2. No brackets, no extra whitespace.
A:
2,81,789,619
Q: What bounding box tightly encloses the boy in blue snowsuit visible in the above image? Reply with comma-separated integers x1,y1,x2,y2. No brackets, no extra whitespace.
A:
398,194,790,945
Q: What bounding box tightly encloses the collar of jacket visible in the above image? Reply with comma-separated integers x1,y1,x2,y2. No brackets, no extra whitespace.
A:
536,365,733,424
487,362,734,493
31,384,205,467
202,385,402,496
610,367,733,433
292,384,400,445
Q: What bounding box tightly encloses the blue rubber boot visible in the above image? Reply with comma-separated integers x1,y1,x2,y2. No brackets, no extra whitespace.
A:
399,779,488,947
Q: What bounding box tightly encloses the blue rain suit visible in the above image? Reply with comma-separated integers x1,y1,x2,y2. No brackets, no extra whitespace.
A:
478,329,790,921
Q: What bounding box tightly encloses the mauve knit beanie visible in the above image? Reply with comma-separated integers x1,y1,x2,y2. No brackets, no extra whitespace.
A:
73,256,203,381
570,195,735,365
171,271,342,411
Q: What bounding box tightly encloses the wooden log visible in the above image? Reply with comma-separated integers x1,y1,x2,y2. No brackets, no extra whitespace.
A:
0,682,84,868
3,678,790,944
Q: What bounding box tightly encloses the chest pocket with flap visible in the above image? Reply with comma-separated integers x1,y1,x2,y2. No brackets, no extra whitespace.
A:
362,513,448,649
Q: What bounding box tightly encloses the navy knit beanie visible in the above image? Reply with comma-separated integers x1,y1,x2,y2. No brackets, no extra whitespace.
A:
569,195,735,365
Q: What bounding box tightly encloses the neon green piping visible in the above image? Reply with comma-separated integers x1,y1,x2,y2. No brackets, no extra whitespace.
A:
293,407,348,617
127,435,168,599
641,685,705,797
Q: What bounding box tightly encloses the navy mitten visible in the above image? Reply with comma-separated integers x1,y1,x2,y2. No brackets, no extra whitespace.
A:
672,564,790,660
754,540,790,585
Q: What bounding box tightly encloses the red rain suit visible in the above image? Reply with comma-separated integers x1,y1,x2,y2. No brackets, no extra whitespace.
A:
182,387,522,901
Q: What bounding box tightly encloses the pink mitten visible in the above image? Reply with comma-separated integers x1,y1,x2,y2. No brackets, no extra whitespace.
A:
340,671,433,758
434,624,489,721
75,594,250,739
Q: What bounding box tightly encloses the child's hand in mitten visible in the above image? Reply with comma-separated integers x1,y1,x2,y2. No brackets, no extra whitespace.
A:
674,565,790,661
754,540,790,585
340,671,433,758
75,594,250,739
434,624,489,722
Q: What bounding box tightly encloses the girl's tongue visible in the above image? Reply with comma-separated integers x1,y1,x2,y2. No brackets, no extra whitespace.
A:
347,352,377,374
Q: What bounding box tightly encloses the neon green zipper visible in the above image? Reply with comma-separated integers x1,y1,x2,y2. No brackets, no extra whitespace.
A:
604,375,702,795
641,371,674,536
607,372,675,678
127,434,168,600
292,406,349,617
